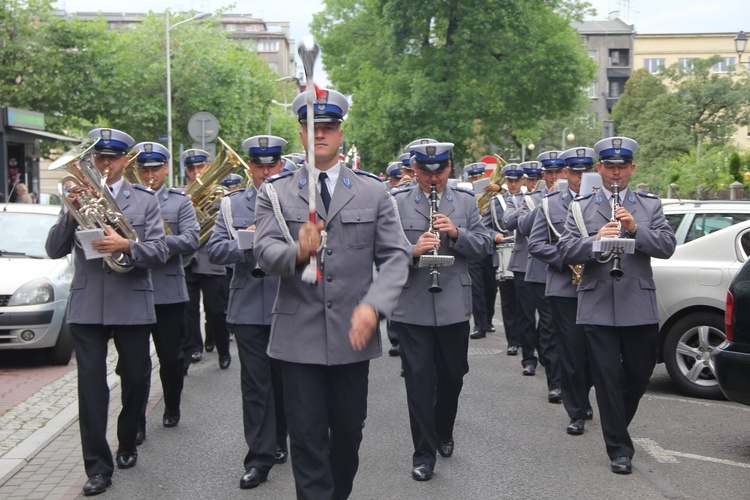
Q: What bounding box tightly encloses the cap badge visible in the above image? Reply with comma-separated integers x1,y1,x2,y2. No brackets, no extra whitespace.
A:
612,138,622,153
426,146,436,157
316,90,329,111
550,152,558,160
144,143,153,153
577,148,586,157
101,129,111,142
259,137,268,149
188,150,195,158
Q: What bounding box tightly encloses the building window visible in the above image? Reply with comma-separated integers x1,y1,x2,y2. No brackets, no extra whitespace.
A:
608,49,629,67
257,41,280,52
712,57,736,73
586,81,597,98
643,58,666,74
609,81,620,98
678,58,694,72
268,62,278,72
225,24,237,32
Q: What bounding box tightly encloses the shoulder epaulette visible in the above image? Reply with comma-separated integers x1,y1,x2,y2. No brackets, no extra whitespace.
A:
574,193,594,202
133,184,155,194
169,188,187,196
228,188,246,197
636,191,660,199
391,185,412,196
544,191,561,199
453,186,475,197
267,170,294,183
353,169,382,181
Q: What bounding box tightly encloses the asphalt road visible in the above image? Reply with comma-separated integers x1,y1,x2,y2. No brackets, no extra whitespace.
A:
97,325,750,500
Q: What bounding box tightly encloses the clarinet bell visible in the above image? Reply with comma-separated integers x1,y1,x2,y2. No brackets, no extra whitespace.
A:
610,258,624,279
428,269,442,294
251,264,268,278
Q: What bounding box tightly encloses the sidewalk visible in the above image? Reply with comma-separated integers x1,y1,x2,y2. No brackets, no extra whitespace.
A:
0,344,161,499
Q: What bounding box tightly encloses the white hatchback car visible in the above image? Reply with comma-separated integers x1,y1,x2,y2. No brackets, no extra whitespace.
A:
653,201,750,399
0,203,73,364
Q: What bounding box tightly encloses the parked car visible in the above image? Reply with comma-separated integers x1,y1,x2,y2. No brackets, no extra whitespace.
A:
0,204,73,364
714,259,750,406
653,200,750,399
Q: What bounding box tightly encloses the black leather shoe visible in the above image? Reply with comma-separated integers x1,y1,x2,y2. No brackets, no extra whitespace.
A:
82,474,111,496
506,346,518,356
522,365,535,376
219,355,231,369
191,351,202,363
487,325,496,333
437,440,454,458
163,414,180,428
548,388,562,403
135,430,146,445
566,418,585,435
205,343,215,352
585,407,594,420
411,464,433,481
470,329,486,339
116,453,137,469
274,448,288,464
240,467,268,489
611,456,632,474
388,344,400,356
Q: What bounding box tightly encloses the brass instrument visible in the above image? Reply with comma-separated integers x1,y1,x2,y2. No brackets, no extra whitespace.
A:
609,180,624,279
49,138,140,273
476,154,507,215
185,137,252,245
571,264,583,285
418,185,454,293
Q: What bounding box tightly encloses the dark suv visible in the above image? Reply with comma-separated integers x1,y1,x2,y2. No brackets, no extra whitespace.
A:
714,259,750,405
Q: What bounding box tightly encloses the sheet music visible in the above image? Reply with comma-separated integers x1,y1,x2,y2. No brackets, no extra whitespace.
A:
75,229,112,260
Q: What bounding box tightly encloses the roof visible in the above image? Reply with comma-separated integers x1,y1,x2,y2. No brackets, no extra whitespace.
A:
572,18,635,35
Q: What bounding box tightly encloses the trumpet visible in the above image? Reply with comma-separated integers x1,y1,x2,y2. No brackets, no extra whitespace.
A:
418,185,454,293
49,138,140,273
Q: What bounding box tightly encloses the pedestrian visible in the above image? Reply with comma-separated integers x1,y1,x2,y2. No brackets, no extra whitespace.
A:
133,142,200,444
207,135,291,489
45,128,167,496
390,142,492,481
181,148,231,371
253,88,410,499
14,183,33,203
557,137,676,474
528,147,597,434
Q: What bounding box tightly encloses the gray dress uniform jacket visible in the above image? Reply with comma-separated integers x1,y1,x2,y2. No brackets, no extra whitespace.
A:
253,164,411,365
207,186,278,326
518,188,550,283
45,181,168,325
152,186,200,304
557,188,676,326
391,185,493,326
527,189,577,298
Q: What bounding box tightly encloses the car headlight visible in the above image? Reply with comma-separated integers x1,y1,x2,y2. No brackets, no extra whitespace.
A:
8,279,55,305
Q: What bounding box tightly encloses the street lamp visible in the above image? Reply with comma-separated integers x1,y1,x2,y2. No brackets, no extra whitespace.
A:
735,31,748,70
562,127,575,149
166,10,211,188
521,138,535,163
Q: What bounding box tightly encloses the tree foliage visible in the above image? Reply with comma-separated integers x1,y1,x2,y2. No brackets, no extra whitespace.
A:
611,59,750,194
312,0,596,172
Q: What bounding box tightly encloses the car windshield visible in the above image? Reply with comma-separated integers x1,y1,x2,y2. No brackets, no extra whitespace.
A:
0,212,57,259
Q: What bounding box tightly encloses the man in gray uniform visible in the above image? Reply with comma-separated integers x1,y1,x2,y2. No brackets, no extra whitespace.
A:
253,88,410,499
528,147,596,435
390,143,492,481
133,142,200,442
45,128,167,496
517,153,564,403
558,137,676,474
207,135,290,490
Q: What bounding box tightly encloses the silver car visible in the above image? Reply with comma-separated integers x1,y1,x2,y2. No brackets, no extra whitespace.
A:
0,204,73,364
654,201,750,399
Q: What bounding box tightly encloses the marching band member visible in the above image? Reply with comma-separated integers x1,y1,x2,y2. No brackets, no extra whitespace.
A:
557,137,675,474
253,88,410,499
390,142,492,481
45,128,167,496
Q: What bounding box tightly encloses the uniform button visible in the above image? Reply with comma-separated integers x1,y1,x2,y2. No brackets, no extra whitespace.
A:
327,249,333,256
327,275,333,282
327,302,332,309
297,215,301,220
356,216,361,221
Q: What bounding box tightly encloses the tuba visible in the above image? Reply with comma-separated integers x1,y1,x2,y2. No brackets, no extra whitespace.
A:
49,138,140,273
185,137,251,245
476,155,507,215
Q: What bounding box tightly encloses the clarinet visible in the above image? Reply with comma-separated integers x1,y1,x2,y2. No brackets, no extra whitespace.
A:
427,185,442,293
610,180,624,279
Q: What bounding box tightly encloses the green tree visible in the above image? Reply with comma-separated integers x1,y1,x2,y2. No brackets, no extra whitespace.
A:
312,0,596,171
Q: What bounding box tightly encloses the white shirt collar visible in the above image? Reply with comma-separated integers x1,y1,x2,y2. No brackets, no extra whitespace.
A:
315,162,342,196
108,177,125,198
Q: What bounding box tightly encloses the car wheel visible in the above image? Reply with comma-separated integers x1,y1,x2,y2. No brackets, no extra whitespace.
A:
45,320,73,365
663,312,726,400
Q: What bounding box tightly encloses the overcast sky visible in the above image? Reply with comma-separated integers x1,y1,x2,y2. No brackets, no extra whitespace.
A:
54,0,748,86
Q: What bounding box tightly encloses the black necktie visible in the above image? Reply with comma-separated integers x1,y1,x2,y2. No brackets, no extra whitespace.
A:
319,172,331,212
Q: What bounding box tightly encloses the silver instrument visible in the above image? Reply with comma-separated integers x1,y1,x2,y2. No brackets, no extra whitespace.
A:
418,185,454,293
